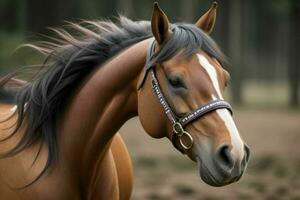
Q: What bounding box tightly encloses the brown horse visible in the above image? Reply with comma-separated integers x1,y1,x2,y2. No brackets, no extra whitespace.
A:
0,2,250,200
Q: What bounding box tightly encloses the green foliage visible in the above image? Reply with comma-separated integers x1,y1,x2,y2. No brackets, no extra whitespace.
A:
0,33,43,76
266,0,290,16
0,33,24,73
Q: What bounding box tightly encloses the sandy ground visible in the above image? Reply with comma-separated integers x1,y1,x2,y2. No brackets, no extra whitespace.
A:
119,109,300,200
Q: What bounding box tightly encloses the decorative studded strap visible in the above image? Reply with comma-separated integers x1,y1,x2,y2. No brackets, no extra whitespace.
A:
179,100,232,126
150,69,177,124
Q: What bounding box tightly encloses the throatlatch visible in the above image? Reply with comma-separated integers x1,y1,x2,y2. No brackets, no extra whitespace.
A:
143,38,233,153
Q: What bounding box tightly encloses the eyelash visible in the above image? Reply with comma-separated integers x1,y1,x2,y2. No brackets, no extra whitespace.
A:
168,76,186,89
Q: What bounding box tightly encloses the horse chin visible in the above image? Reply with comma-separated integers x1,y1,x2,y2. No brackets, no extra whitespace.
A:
196,157,236,187
199,164,229,187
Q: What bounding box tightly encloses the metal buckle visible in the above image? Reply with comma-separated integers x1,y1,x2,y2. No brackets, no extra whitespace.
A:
173,122,194,150
173,122,184,136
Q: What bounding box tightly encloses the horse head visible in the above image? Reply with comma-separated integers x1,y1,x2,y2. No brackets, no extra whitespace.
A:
138,2,250,187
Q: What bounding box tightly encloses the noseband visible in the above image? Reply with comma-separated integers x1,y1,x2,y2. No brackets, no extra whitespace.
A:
141,39,233,154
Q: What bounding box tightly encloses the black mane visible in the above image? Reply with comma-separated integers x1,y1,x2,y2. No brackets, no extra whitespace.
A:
0,16,226,185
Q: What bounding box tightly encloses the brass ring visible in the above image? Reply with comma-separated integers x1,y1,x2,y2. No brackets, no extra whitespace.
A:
179,131,194,150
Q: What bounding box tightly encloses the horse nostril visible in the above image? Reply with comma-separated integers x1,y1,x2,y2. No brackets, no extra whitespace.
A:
241,144,250,169
216,145,234,170
244,144,251,163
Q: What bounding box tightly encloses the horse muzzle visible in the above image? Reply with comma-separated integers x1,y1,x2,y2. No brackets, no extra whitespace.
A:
196,144,250,187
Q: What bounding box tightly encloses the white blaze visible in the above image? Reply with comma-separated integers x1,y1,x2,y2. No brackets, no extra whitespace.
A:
197,54,223,99
197,54,244,159
216,108,244,158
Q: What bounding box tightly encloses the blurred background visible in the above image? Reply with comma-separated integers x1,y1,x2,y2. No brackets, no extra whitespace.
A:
0,0,300,199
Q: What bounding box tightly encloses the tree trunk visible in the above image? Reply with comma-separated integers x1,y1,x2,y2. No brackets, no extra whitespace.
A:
0,0,19,32
228,0,243,105
117,0,133,18
180,0,195,22
288,0,300,107
26,0,70,33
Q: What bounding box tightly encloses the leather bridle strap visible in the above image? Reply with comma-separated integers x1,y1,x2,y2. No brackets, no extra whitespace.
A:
145,39,233,154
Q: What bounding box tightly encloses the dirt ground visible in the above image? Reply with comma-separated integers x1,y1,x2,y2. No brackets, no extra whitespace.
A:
119,109,300,200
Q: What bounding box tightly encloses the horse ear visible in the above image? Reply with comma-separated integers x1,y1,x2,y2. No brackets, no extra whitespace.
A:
151,2,172,45
195,1,218,34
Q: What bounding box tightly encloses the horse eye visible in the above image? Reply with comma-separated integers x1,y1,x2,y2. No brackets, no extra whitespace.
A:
168,76,186,89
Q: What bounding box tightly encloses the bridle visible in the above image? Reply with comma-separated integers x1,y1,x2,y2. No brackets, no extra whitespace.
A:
139,38,233,154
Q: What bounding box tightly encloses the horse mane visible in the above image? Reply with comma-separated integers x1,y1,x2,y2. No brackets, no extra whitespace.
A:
0,16,226,186
0,16,152,186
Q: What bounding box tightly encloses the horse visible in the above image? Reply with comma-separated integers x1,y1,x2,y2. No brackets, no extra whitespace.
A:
0,2,250,199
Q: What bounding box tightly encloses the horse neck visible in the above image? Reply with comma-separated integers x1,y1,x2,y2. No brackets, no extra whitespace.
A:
58,38,150,181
